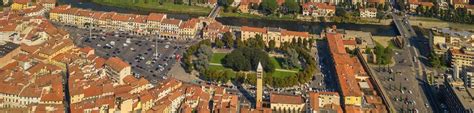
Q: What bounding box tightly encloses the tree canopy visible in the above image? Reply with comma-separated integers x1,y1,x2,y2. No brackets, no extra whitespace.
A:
260,0,278,14
222,47,275,72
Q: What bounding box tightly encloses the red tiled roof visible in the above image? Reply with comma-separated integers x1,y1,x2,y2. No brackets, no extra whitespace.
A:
303,2,336,10
13,0,31,4
343,40,357,45
111,14,131,22
408,0,418,4
147,13,166,22
270,93,304,104
105,57,130,72
309,92,320,111
161,18,181,25
419,2,434,7
179,18,199,29
281,29,310,38
327,33,363,97
241,26,267,33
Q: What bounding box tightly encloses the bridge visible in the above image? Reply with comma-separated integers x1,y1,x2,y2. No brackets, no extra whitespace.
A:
208,4,221,19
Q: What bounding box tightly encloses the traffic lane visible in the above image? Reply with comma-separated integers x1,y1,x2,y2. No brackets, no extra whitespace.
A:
374,49,431,112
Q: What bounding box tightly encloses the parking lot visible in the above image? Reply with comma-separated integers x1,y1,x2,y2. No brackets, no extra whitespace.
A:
61,25,192,83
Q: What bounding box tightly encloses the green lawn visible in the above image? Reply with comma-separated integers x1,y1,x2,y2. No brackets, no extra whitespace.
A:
208,65,236,78
272,70,296,78
211,53,227,64
270,57,283,69
209,52,299,78
92,0,212,15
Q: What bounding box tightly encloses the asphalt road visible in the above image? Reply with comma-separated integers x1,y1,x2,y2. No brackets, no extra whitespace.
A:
383,12,439,113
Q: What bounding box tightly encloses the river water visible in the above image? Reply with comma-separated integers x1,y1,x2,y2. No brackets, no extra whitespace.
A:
58,0,399,36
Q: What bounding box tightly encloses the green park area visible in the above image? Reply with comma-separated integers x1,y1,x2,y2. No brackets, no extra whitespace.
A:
182,37,315,87
209,52,299,78
91,0,212,15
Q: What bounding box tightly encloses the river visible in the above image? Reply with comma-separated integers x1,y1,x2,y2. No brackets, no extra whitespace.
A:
58,0,399,36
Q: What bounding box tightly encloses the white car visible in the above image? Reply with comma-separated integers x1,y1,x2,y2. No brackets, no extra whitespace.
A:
165,45,169,49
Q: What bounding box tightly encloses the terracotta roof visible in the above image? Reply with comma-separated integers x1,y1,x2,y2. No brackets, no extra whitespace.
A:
22,5,44,14
343,40,357,45
276,0,285,5
281,29,310,38
270,93,304,104
179,18,199,29
79,46,94,54
303,2,336,10
94,57,106,69
77,10,92,17
122,75,138,84
13,0,30,4
91,12,104,19
132,77,150,88
104,57,130,72
147,13,166,22
408,0,418,4
309,92,320,111
161,18,181,26
241,26,267,33
327,33,363,97
83,86,102,97
111,14,131,22
419,2,434,7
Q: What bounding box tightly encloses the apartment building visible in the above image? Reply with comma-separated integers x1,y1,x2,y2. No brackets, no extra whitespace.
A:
203,21,230,41
179,18,201,39
104,57,131,84
326,31,387,112
359,8,377,18
240,26,311,47
302,2,336,17
308,92,343,113
270,93,306,112
442,79,474,113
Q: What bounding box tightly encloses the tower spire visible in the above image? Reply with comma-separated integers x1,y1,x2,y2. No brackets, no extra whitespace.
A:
256,61,263,108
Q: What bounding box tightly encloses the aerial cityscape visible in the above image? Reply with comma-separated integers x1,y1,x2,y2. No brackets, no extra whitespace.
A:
0,0,473,112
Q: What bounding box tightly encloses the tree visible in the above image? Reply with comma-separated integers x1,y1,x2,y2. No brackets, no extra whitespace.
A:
308,39,314,47
261,0,278,14
335,7,347,17
215,38,224,48
283,48,300,69
303,39,308,49
429,52,445,68
193,45,213,72
236,39,245,48
174,0,183,4
384,46,394,64
283,0,300,14
223,32,234,48
376,12,385,22
222,47,275,72
268,40,276,51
